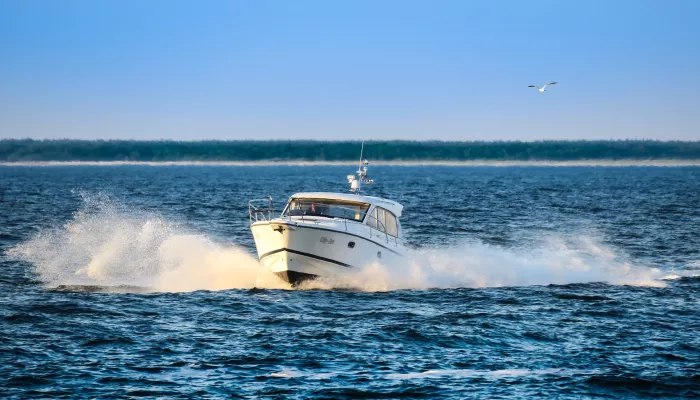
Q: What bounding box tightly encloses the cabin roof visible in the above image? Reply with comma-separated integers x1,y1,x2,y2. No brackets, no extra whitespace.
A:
290,192,404,217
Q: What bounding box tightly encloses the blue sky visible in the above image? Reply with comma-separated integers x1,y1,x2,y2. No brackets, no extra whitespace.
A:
1,0,699,140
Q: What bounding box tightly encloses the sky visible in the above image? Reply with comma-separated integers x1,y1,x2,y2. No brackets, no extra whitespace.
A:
1,0,699,141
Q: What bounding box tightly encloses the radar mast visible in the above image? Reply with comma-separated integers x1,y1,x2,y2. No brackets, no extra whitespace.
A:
347,140,374,194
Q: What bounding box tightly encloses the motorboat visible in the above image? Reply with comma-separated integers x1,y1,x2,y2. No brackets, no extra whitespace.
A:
249,155,408,286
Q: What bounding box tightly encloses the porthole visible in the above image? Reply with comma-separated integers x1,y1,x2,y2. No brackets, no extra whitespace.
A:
377,251,382,259
348,241,355,249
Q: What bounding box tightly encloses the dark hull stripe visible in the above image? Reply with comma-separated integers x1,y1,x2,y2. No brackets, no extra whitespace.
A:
259,248,353,268
253,222,402,255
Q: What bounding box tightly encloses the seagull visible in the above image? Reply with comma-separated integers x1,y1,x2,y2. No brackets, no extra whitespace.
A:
528,82,558,92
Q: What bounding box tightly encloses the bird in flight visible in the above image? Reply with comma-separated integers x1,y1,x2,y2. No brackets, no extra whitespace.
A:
528,82,558,92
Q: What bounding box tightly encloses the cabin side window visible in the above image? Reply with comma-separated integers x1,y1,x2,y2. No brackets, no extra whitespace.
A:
368,206,399,237
367,208,377,230
385,211,398,237
377,208,386,232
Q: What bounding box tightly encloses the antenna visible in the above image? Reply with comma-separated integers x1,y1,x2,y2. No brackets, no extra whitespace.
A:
358,140,364,174
347,140,373,193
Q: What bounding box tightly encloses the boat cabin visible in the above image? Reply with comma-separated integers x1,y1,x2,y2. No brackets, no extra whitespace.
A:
281,192,403,238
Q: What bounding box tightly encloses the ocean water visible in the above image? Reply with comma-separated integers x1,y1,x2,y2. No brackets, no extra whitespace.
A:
1,165,698,398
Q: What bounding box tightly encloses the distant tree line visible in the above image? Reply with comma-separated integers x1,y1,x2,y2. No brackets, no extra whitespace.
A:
0,139,698,162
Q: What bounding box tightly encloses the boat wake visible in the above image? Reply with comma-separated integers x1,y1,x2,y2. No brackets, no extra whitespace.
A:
8,194,288,293
302,238,670,291
8,196,691,293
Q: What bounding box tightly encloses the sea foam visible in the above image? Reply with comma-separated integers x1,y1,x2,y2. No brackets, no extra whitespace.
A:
9,195,677,292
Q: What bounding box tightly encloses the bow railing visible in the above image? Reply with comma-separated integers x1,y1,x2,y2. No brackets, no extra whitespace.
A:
249,197,274,225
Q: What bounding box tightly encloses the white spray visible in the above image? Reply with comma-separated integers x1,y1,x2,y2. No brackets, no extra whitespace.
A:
8,196,677,293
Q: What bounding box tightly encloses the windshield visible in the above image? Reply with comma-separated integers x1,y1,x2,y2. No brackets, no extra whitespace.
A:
283,199,370,222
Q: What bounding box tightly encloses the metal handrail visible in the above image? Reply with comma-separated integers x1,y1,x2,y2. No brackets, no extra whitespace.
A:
249,196,274,225
366,214,391,244
365,215,404,247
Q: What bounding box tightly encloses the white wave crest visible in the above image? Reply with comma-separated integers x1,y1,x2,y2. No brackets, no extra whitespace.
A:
8,195,287,292
302,236,667,291
8,196,677,292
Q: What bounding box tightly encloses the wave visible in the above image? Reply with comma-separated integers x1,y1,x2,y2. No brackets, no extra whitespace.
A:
7,193,287,292
302,237,670,290
7,194,689,293
267,367,599,380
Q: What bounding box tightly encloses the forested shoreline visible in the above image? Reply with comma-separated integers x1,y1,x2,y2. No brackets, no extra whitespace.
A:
1,139,699,162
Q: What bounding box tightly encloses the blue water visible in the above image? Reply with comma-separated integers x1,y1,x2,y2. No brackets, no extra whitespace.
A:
1,165,699,398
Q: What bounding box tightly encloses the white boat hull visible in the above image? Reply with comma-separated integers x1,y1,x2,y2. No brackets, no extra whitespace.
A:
251,220,405,286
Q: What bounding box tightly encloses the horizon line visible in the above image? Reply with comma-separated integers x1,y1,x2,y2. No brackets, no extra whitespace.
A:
3,159,700,167
2,138,699,143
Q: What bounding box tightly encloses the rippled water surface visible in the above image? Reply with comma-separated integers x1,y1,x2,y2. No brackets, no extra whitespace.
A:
1,165,699,398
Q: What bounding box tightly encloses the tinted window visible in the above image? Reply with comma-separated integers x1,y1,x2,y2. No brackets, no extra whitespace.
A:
367,208,379,230
283,199,370,222
377,208,386,232
385,211,398,237
367,207,398,236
